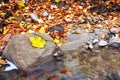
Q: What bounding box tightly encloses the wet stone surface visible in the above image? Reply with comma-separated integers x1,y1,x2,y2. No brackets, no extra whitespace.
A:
61,47,120,80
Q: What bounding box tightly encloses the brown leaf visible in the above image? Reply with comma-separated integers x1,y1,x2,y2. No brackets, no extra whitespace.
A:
2,34,12,42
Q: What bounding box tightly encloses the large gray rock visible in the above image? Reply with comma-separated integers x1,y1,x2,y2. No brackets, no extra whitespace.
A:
3,33,56,73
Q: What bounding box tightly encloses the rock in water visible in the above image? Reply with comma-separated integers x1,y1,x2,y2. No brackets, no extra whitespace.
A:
110,28,118,34
98,40,108,47
111,71,120,80
3,33,56,73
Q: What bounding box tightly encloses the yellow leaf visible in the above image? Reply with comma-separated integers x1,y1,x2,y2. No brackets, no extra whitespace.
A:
0,12,5,16
27,25,32,29
39,27,46,34
70,14,74,18
3,29,9,35
0,28,2,32
42,5,46,9
55,0,60,3
29,36,46,48
101,34,106,39
17,1,25,8
54,38,59,44
87,23,91,30
78,16,82,21
29,37,36,42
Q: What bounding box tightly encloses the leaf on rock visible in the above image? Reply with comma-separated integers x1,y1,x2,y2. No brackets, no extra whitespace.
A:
29,36,46,48
39,27,46,34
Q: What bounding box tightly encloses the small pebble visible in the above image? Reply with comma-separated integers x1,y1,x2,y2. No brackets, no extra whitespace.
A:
71,30,76,34
109,42,120,48
93,39,99,44
80,19,85,23
43,11,49,17
99,40,108,47
93,17,99,23
21,32,26,34
85,29,93,33
30,13,38,21
50,5,57,9
79,6,83,9
25,18,31,22
37,18,44,23
48,14,54,19
87,16,92,21
111,71,120,80
28,30,35,33
88,43,94,49
110,28,118,34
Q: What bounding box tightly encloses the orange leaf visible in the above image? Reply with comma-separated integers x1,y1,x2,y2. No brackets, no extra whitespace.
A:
60,67,69,74
60,67,72,77
43,72,49,75
0,60,6,64
49,77,55,80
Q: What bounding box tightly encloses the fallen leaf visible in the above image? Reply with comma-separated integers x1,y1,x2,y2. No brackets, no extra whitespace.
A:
87,23,92,30
3,29,9,35
54,38,59,44
0,60,6,64
42,5,47,9
29,36,46,48
55,0,60,3
2,34,11,42
101,34,106,39
39,27,46,34
17,1,25,9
